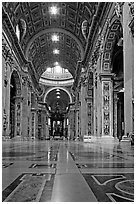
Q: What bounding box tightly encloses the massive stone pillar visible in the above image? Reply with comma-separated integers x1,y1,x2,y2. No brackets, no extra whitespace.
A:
80,73,88,140
123,2,134,134
86,71,94,136
21,76,29,139
2,60,11,138
86,98,93,136
51,118,53,136
14,96,22,139
68,107,75,140
2,38,15,139
93,72,98,136
113,93,118,138
75,108,79,139
100,74,114,137
30,110,36,139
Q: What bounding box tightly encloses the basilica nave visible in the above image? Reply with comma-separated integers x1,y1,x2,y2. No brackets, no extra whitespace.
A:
2,2,134,202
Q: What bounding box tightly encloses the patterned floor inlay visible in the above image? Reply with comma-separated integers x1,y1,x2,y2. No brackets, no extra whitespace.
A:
2,163,13,168
69,151,122,161
76,163,134,168
3,152,35,157
26,154,58,161
2,173,54,202
29,163,56,168
83,173,134,202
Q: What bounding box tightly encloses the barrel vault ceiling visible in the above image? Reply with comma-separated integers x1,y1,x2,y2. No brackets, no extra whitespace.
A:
3,2,98,80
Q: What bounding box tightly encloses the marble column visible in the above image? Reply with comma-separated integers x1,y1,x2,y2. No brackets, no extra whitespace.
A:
100,74,114,137
75,109,79,139
80,80,88,140
86,97,94,136
14,96,23,138
113,93,118,138
51,118,53,136
68,106,75,140
2,57,12,138
31,110,36,139
93,72,98,136
123,2,134,134
21,76,29,139
117,100,122,138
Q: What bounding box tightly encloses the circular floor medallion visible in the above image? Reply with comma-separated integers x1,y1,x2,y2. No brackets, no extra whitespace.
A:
115,180,134,195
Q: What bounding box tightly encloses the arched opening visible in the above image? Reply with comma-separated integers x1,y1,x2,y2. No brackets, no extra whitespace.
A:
45,88,71,139
9,71,21,138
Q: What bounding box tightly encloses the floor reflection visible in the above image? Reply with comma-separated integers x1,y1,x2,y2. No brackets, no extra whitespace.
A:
2,139,134,202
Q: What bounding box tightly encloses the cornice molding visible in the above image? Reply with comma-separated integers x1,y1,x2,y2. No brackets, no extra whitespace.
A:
99,73,115,81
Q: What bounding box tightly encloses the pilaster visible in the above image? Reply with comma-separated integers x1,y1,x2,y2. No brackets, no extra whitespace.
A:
80,72,88,140
99,73,114,137
21,76,29,139
123,2,134,134
68,105,75,140
113,93,118,138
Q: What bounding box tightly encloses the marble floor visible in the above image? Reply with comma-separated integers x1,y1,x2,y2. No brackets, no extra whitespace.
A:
2,138,134,202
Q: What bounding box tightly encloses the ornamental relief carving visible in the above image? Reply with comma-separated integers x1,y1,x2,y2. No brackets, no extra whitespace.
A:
3,109,8,131
115,3,123,18
103,81,111,135
80,72,88,87
88,20,110,70
21,75,33,90
16,102,21,136
2,38,19,74
128,2,134,18
2,39,13,64
128,2,134,37
21,76,28,86
3,39,14,87
89,35,102,68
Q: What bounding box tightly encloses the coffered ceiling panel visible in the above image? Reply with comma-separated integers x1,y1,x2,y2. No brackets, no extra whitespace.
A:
3,2,98,79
